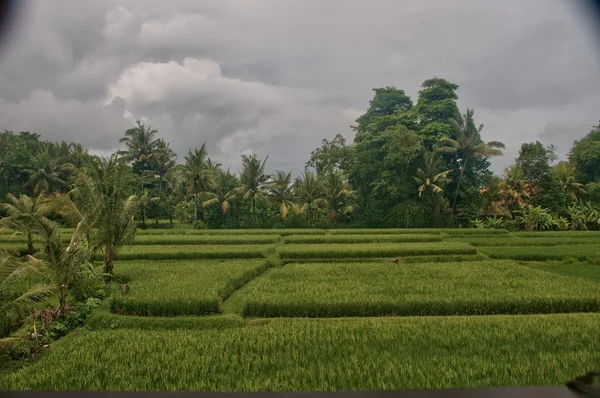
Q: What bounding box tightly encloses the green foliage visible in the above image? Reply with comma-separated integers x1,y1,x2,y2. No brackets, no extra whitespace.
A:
238,261,600,317
515,141,563,212
110,260,267,316
3,315,599,391
192,220,208,229
568,122,600,183
0,253,53,337
278,242,476,259
306,134,355,175
567,202,600,230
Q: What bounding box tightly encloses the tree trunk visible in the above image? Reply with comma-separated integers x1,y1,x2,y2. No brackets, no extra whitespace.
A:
58,283,67,316
104,242,115,275
141,206,145,226
451,157,468,220
194,188,198,222
27,231,34,255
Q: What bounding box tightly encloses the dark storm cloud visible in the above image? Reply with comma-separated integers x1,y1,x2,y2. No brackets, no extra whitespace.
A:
0,0,598,174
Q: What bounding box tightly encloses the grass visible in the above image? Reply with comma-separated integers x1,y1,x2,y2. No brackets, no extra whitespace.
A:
283,234,442,244
514,231,600,238
442,228,510,236
134,228,326,236
107,245,272,261
278,242,476,259
2,314,599,391
479,245,600,261
234,260,600,317
328,228,441,235
453,236,600,247
132,234,281,245
110,260,268,316
281,254,488,265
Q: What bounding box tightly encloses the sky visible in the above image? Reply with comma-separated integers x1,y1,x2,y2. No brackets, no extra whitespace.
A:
0,0,599,175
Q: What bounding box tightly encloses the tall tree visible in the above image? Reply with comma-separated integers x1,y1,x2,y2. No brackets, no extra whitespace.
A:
306,134,355,175
413,78,461,147
179,144,214,221
47,155,138,275
202,169,240,215
568,122,600,184
354,87,414,138
413,151,452,203
1,194,49,255
231,154,269,217
437,109,505,217
294,171,325,225
554,161,585,204
152,139,176,193
118,121,160,166
515,141,562,212
24,150,72,196
267,170,294,222
321,171,357,221
501,166,529,211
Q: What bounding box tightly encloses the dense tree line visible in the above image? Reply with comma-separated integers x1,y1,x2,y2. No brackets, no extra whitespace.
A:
1,77,600,233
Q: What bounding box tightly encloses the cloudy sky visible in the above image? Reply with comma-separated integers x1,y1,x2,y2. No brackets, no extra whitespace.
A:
0,0,599,174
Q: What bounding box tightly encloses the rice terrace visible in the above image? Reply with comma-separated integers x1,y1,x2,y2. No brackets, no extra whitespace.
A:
1,225,599,391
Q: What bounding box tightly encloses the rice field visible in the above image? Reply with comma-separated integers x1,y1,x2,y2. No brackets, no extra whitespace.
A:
2,226,600,391
2,314,599,391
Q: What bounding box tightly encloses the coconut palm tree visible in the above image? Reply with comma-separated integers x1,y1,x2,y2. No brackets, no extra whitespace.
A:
152,139,176,193
321,171,357,221
30,218,93,316
267,170,294,222
437,109,505,216
0,252,53,337
23,150,72,196
413,151,452,202
118,120,160,164
501,166,530,211
230,154,269,217
179,144,215,221
554,161,585,203
46,155,138,275
202,169,240,215
294,171,326,225
1,194,50,255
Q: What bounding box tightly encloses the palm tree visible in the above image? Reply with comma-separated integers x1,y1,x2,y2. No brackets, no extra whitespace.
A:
152,139,176,193
179,144,215,221
30,218,93,316
24,150,72,196
47,155,138,275
230,154,269,217
118,121,160,164
322,171,357,221
267,170,294,221
294,171,326,225
202,169,240,215
501,166,530,211
1,194,50,255
437,109,505,217
554,161,585,203
413,151,452,202
0,252,53,337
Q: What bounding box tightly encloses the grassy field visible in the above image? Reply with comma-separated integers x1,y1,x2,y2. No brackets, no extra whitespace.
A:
110,260,268,316
2,314,598,391
2,226,600,391
232,260,600,317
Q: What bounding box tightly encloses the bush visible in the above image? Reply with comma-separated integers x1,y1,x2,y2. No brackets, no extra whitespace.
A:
192,220,208,230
